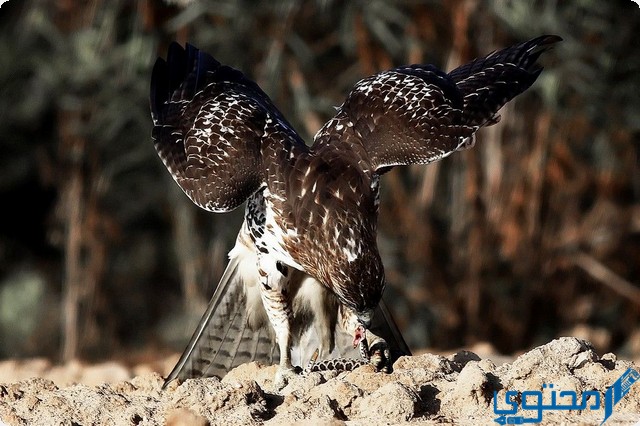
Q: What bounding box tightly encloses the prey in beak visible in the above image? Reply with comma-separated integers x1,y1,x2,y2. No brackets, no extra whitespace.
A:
353,324,367,349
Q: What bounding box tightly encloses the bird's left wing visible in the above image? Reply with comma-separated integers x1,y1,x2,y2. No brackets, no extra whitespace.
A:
313,35,560,173
313,64,472,172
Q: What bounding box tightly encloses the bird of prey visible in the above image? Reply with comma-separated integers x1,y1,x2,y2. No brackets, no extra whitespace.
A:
151,35,561,388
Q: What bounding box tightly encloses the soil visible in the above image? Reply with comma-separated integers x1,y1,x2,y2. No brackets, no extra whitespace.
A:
1,337,639,425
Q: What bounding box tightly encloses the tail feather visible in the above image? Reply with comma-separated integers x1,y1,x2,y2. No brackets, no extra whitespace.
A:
163,254,244,385
163,241,278,387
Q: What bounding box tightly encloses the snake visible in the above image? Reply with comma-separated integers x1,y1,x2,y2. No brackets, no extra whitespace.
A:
303,337,371,373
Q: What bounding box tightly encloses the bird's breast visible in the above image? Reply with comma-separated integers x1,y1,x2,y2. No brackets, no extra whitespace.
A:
246,189,304,271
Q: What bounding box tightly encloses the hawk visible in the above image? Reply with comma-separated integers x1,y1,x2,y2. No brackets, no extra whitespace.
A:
151,35,561,388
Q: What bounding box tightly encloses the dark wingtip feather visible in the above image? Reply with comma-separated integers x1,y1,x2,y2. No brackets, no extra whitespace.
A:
150,57,168,124
536,34,563,47
518,35,563,73
150,43,221,124
166,42,188,91
150,42,267,126
449,34,562,84
444,34,561,129
150,42,188,124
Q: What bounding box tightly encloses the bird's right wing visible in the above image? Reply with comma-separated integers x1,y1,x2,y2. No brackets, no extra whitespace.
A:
151,42,307,213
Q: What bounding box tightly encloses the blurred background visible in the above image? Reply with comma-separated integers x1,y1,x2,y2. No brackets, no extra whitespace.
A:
0,0,638,367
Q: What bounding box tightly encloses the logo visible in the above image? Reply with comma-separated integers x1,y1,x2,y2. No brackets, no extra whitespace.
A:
493,368,640,424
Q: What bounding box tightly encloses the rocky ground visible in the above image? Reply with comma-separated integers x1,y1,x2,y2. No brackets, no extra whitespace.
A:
0,337,639,425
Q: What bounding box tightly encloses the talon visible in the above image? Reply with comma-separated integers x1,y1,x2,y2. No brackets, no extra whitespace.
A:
274,366,298,390
368,340,392,373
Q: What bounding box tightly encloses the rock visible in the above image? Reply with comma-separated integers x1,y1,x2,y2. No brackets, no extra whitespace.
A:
0,338,638,425
166,408,210,426
223,362,278,391
308,379,362,416
268,393,344,424
500,337,599,382
439,359,497,420
394,352,459,374
352,382,419,421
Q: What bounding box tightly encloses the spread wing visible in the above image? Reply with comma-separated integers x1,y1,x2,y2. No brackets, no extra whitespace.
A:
150,42,306,212
313,35,561,172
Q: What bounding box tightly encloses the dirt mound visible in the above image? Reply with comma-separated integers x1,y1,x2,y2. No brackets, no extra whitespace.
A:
1,338,638,425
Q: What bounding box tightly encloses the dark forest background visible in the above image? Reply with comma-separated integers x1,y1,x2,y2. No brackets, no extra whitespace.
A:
0,0,639,365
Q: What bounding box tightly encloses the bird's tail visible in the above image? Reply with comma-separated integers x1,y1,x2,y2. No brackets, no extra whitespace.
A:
449,35,562,128
163,231,278,388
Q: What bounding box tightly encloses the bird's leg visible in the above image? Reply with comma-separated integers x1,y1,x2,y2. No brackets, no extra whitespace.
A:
258,258,296,389
302,275,336,359
367,335,392,373
339,305,392,373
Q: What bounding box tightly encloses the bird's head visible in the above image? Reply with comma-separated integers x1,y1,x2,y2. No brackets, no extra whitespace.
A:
323,235,385,348
336,275,383,349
